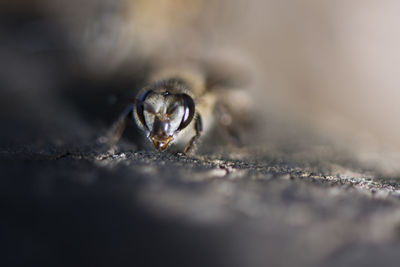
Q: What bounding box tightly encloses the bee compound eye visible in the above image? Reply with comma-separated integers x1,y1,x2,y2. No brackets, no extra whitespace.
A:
135,89,153,130
178,94,195,131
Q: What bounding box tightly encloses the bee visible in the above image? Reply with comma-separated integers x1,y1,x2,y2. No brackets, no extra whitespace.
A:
103,64,251,155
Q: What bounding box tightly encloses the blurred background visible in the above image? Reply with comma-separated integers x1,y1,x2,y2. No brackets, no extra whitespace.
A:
2,0,400,174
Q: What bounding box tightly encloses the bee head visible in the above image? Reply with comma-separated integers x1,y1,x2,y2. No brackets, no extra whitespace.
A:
134,88,195,151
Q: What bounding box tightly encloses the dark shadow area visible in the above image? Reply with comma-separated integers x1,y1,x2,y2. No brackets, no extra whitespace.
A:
1,159,233,267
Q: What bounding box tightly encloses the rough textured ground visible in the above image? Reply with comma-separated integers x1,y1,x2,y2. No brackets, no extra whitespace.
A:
3,9,400,267
3,141,400,267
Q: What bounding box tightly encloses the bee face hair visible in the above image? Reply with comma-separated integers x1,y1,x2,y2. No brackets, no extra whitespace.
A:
135,83,195,150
